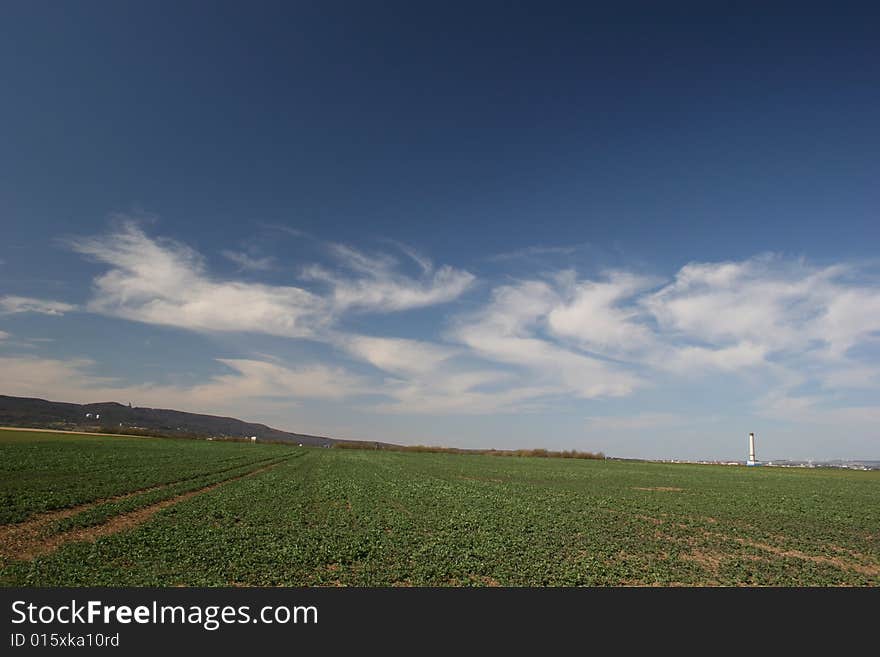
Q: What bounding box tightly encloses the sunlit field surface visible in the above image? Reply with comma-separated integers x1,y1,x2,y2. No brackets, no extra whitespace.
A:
1,429,877,586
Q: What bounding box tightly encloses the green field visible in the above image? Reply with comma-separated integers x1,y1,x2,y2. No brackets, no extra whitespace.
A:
1,428,878,586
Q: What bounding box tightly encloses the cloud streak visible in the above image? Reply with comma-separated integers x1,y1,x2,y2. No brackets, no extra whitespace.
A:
20,222,877,426
69,221,474,339
221,250,277,272
452,279,643,399
0,296,77,316
0,355,368,418
71,224,327,338
302,243,475,313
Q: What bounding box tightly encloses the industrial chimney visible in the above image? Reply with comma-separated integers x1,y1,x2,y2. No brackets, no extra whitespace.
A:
747,432,758,466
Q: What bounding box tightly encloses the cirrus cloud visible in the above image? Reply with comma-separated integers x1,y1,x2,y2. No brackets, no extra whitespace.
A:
0,296,77,316
16,221,879,427
68,221,475,339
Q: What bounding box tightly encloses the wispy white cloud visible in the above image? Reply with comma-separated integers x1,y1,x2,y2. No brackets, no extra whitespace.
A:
69,222,474,339
37,221,880,424
756,387,880,430
302,243,474,313
378,239,434,274
0,296,77,316
0,356,118,399
339,334,458,376
447,255,880,417
371,373,556,415
642,256,856,357
221,249,277,272
659,342,769,374
70,222,330,338
641,256,880,384
0,350,556,418
0,330,10,340
189,358,369,402
452,279,644,399
261,224,309,239
0,355,368,415
547,270,659,356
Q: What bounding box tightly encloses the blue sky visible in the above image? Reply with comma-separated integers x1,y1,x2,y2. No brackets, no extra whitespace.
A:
2,2,878,460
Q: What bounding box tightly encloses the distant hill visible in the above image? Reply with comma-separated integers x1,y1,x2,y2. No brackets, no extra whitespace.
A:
0,394,389,448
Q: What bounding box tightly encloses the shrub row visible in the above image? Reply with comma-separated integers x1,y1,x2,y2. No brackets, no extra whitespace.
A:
333,441,604,460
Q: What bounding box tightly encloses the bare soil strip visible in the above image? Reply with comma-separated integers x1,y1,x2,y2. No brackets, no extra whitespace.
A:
719,534,880,577
631,512,880,578
0,455,281,535
0,459,287,562
678,549,726,572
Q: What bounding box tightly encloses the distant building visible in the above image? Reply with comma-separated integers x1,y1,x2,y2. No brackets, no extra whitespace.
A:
746,432,761,466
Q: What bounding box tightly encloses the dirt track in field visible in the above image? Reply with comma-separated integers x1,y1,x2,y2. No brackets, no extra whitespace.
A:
0,458,286,562
631,512,880,578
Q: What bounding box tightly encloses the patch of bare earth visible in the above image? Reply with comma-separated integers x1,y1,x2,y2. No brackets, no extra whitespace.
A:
723,535,880,577
686,527,880,578
630,511,878,581
679,549,725,573
821,543,878,565
0,456,281,553
0,459,285,562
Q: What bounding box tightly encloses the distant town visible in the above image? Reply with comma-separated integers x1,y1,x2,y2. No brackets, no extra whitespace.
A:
651,458,880,471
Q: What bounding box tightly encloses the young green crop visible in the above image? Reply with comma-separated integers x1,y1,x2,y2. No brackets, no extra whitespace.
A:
0,429,292,524
1,433,877,586
43,454,299,536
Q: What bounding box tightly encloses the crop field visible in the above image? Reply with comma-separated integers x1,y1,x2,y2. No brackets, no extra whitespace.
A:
1,428,878,586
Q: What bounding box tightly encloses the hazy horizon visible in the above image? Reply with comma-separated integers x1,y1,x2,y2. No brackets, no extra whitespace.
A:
2,3,878,461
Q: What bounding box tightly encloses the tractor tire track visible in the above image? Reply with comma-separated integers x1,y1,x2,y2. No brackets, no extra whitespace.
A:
0,457,289,562
0,454,284,535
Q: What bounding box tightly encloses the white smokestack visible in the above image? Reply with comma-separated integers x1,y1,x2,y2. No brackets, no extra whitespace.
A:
748,432,757,464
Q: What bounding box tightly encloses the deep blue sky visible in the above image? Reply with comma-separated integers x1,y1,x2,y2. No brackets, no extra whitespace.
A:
2,2,879,460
